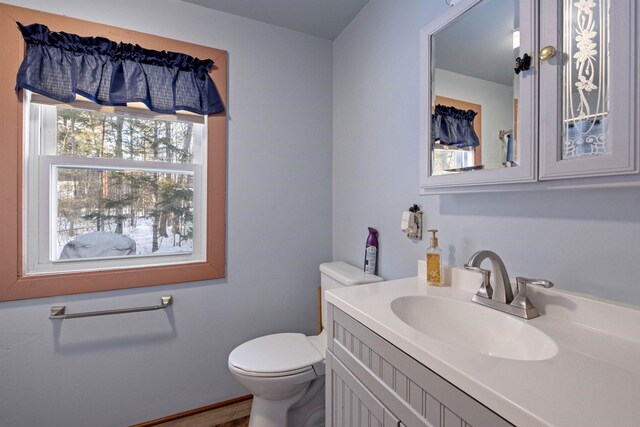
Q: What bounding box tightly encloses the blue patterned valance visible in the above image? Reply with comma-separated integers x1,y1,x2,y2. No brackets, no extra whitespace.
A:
15,23,224,115
432,105,479,148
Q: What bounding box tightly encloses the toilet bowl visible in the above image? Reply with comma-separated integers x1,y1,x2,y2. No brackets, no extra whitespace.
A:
228,262,383,427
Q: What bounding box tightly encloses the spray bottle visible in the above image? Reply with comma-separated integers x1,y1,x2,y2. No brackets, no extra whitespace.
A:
364,227,378,274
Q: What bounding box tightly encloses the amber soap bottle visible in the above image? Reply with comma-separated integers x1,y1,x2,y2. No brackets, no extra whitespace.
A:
426,229,443,286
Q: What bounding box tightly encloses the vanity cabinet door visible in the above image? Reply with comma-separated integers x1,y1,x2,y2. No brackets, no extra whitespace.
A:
539,0,639,180
327,305,513,427
326,351,400,427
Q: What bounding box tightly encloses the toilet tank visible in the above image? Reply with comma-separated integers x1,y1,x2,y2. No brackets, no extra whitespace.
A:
319,262,383,330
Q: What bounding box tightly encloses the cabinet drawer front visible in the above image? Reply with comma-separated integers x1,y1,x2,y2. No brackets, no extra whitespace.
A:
330,306,512,427
327,351,400,427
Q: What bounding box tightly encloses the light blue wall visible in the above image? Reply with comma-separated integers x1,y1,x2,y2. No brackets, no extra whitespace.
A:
0,1,332,426
3,0,640,425
333,0,640,306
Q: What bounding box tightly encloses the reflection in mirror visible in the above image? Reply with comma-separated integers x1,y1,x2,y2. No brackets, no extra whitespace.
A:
430,0,520,176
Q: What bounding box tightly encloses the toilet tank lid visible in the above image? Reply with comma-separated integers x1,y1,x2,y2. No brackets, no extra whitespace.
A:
319,262,383,286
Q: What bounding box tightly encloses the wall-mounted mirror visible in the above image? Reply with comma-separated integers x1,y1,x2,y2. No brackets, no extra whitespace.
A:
431,0,519,175
420,0,536,193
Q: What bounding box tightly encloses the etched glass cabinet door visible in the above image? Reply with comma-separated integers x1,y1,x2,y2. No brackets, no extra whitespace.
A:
539,0,639,179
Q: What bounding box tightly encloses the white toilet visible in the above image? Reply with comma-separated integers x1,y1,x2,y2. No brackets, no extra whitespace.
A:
228,262,383,427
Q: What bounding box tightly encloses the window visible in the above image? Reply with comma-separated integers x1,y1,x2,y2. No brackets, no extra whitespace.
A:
0,4,227,301
25,93,208,274
431,147,475,175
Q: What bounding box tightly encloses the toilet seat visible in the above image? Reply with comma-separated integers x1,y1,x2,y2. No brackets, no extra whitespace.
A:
228,333,323,377
229,363,315,378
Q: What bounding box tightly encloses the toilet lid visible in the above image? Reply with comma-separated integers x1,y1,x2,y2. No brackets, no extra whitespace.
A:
228,333,323,375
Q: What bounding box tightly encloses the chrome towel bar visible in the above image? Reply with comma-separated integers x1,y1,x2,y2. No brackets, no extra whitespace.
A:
49,296,173,320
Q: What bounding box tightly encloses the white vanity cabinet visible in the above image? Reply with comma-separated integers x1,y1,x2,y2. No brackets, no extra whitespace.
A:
325,304,513,427
420,0,640,193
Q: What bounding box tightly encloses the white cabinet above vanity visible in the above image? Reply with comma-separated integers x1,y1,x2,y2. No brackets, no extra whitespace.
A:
420,0,639,194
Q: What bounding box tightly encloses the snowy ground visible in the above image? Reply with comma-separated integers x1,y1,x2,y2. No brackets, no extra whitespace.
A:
56,217,193,259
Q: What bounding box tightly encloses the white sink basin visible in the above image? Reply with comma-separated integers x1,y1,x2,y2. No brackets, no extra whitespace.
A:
391,295,558,361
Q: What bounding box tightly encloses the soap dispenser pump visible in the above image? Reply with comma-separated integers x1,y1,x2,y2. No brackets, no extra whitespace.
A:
426,229,443,286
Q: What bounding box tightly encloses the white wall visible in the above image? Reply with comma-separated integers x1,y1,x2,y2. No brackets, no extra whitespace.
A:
0,1,332,426
333,0,640,306
434,68,513,168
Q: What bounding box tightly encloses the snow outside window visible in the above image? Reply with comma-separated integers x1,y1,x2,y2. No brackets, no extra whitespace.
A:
24,92,207,275
431,147,475,175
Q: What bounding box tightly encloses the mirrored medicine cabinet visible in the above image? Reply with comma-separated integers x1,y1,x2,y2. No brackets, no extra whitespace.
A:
419,0,639,194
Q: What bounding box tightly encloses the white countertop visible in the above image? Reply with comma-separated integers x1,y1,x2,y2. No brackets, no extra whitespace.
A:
325,269,640,427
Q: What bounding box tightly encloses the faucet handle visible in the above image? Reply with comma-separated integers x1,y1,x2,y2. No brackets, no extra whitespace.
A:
464,265,493,299
511,277,554,311
517,277,554,289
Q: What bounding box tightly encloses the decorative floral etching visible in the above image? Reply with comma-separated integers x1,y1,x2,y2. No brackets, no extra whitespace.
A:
563,0,609,159
573,0,598,118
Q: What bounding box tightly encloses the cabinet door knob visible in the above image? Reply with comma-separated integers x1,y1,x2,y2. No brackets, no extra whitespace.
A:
539,45,557,61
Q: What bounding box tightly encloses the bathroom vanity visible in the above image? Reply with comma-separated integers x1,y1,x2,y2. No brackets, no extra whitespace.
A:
324,268,640,426
325,305,511,427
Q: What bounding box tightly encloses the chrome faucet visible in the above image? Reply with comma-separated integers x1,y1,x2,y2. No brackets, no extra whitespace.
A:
464,250,554,320
465,250,513,303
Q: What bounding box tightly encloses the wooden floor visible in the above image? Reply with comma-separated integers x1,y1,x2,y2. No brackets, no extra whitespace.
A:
156,399,251,427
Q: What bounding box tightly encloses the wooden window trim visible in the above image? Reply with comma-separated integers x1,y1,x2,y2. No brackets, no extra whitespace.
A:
0,3,227,301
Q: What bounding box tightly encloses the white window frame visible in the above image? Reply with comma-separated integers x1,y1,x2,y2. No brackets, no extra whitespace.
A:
431,146,475,175
24,91,208,275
